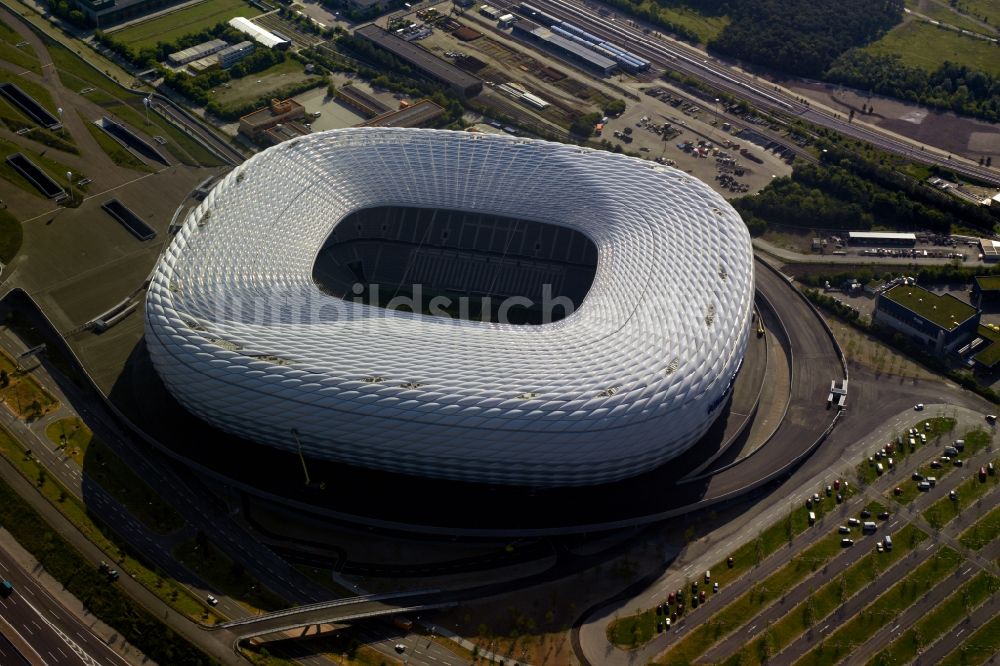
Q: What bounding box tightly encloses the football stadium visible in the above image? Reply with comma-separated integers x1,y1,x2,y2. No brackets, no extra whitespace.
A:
144,128,754,488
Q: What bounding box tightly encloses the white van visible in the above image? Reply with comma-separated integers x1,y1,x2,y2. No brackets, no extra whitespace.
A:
808,511,816,525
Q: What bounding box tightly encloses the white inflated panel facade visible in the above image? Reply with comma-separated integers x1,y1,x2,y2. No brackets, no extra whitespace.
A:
145,128,754,487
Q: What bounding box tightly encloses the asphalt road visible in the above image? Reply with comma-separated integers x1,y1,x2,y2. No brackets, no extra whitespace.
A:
511,0,1000,187
0,629,31,666
0,543,132,666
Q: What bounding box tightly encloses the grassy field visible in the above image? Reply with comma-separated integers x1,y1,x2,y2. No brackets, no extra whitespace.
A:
856,416,955,486
0,350,57,419
865,570,1000,666
173,539,287,614
959,501,1000,549
0,425,217,622
906,0,990,33
609,482,857,649
111,0,260,49
0,68,57,117
0,134,85,202
794,547,962,666
863,19,1000,77
650,531,853,663
954,0,1000,27
46,41,223,167
922,457,1000,528
80,114,154,172
209,58,312,106
44,416,183,534
724,524,928,666
938,611,1000,666
626,0,729,44
0,18,42,74
0,208,21,263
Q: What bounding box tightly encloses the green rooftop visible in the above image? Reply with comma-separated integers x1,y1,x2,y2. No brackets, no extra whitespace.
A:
883,285,977,330
974,275,1000,292
974,325,1000,367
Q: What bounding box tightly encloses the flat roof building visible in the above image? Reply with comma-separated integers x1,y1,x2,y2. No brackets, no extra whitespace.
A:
239,98,306,141
167,39,228,66
229,16,291,50
512,20,616,74
355,25,482,97
263,121,311,145
874,284,979,355
357,99,445,128
847,231,917,247
70,0,183,26
972,275,1000,307
217,40,255,68
979,238,1000,262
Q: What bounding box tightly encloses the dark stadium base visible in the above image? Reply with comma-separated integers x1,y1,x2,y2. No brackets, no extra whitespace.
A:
106,321,770,538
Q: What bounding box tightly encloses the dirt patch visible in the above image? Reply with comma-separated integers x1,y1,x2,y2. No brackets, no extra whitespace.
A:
453,26,482,41
784,79,1000,162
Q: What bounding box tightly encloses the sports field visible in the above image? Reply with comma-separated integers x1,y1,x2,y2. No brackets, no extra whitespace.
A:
863,19,1000,77
110,0,260,49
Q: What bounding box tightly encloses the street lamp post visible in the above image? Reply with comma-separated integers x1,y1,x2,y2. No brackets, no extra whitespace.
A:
66,171,73,201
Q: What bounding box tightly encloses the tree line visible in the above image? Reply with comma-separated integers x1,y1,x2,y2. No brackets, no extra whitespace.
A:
734,145,998,238
825,51,1000,123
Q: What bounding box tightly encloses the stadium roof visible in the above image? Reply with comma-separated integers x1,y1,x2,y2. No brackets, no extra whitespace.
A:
145,128,754,487
882,284,977,330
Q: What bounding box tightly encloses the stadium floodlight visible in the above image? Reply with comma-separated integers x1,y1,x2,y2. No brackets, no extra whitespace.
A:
145,128,754,487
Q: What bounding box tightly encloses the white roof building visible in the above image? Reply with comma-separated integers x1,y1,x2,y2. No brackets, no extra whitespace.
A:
144,128,754,487
228,16,290,49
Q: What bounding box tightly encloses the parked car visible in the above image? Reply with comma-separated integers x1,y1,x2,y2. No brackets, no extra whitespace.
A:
878,511,891,520
914,404,924,411
860,509,871,519
839,526,850,534
841,538,855,547
206,595,218,606
949,490,958,501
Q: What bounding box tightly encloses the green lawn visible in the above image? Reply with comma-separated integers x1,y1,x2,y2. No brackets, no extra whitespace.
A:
46,41,223,167
908,0,991,34
863,19,1000,77
0,135,84,202
0,349,58,419
0,208,22,263
794,547,962,666
724,524,928,666
0,18,42,74
625,0,729,44
0,68,58,117
652,531,853,664
44,416,184,534
173,539,287,614
959,501,1000,549
208,58,313,106
938,611,1000,666
922,457,1000,528
865,571,1000,666
110,0,260,49
954,0,1000,27
80,115,154,172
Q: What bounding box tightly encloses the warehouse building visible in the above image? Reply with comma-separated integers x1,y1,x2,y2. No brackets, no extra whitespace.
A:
874,284,980,355
972,275,1000,308
229,17,291,50
167,39,228,66
355,25,482,97
511,20,616,74
217,41,255,68
70,0,183,26
356,99,445,128
847,231,917,247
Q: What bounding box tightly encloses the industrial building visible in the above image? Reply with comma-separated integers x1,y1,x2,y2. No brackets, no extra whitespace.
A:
511,20,616,74
874,284,980,355
972,275,1000,307
356,99,445,128
167,38,228,66
238,98,307,142
847,231,917,247
216,41,255,68
145,128,754,487
229,16,291,50
354,25,483,97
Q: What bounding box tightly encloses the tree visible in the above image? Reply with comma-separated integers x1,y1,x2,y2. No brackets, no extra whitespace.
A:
0,369,8,387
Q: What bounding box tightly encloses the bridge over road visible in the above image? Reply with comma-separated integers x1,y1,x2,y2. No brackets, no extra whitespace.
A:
215,590,455,640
